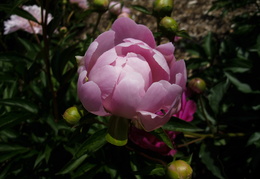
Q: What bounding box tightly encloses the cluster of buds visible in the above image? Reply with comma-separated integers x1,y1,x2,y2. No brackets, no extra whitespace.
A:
152,0,180,41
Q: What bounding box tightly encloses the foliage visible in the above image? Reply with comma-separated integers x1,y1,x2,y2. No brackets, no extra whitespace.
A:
0,0,259,178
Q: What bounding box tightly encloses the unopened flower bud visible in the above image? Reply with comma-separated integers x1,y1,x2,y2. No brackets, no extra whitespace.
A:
63,106,83,125
59,26,68,34
92,0,109,11
159,16,178,33
153,0,174,17
188,78,206,94
167,160,193,179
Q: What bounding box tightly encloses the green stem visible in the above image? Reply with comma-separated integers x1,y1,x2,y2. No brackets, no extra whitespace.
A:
40,0,59,121
106,116,129,146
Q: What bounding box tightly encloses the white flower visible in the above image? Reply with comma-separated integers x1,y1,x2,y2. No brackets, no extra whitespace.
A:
4,5,53,35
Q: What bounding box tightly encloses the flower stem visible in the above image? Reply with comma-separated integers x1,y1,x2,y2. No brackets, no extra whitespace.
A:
106,116,129,146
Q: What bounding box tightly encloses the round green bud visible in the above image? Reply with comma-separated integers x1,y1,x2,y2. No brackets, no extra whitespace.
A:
167,160,193,179
153,0,174,17
188,78,207,94
59,26,68,34
92,0,109,11
63,106,83,125
159,16,178,33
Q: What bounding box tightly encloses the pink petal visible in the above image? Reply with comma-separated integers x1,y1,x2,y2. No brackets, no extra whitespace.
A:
169,59,187,89
116,42,170,82
156,42,176,63
104,71,145,119
123,53,152,90
77,70,109,116
85,30,115,72
137,81,182,113
111,17,156,48
88,65,121,99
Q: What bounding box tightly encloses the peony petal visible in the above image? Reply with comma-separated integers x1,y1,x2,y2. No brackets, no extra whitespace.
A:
111,17,156,48
169,59,187,89
137,95,181,132
137,81,182,113
77,70,109,116
104,71,145,119
156,42,176,63
116,42,170,82
85,30,115,72
123,53,152,90
89,65,121,99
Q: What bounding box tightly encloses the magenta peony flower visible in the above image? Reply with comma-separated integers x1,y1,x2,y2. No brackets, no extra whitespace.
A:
4,5,53,35
129,91,197,156
70,0,89,10
77,17,187,132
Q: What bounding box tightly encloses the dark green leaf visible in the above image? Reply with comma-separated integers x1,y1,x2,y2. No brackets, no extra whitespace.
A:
0,149,29,163
175,30,190,39
151,128,174,149
162,117,203,132
247,132,260,147
0,53,31,62
0,112,34,131
0,143,28,152
131,5,152,15
73,163,97,178
225,72,260,94
202,32,217,60
200,143,225,179
75,128,107,158
0,99,38,114
208,79,230,114
57,154,88,175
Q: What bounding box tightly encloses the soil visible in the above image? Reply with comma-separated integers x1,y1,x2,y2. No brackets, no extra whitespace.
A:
91,0,258,59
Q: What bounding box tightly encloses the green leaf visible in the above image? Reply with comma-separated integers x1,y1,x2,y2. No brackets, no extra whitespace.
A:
0,99,38,114
202,32,216,60
0,148,29,163
175,30,190,39
0,112,33,131
57,154,88,175
208,79,230,114
0,143,28,152
247,132,260,147
0,53,31,62
151,128,174,149
131,5,152,15
34,151,45,168
0,4,38,22
75,129,107,158
225,72,260,94
73,163,97,178
200,143,225,179
162,117,203,132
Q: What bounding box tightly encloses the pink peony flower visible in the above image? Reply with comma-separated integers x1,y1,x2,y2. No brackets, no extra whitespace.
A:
70,0,89,10
77,17,187,131
129,91,197,156
4,5,53,35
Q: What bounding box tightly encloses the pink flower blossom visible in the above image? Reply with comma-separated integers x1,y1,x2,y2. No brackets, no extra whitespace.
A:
70,0,89,10
4,5,53,35
77,17,187,131
129,91,197,156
